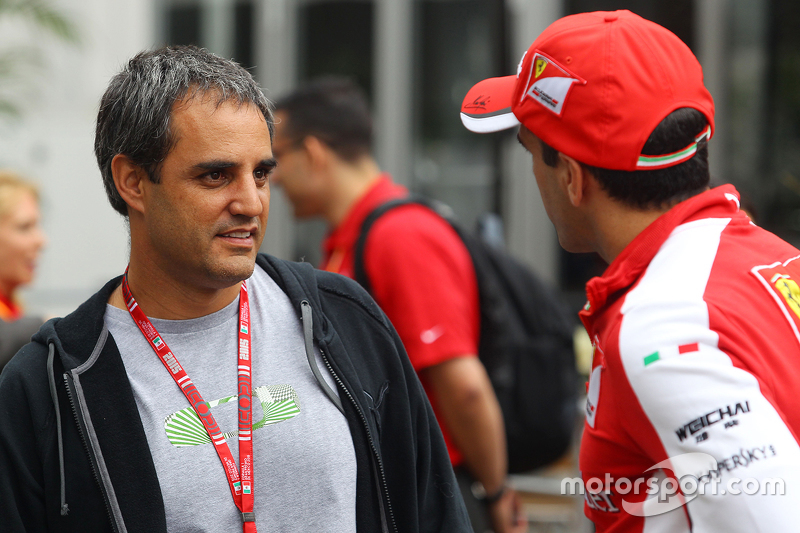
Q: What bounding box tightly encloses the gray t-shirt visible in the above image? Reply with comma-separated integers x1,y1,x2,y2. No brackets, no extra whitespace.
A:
105,266,357,532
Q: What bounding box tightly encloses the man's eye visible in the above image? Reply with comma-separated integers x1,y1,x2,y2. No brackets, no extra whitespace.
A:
254,168,270,181
207,171,222,181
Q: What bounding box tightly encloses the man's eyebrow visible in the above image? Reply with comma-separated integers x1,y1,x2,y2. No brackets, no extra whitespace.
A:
191,157,278,171
259,158,278,169
193,160,236,171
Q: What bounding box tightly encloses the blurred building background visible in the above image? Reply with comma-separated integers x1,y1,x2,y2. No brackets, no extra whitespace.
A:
1,0,797,530
2,0,798,319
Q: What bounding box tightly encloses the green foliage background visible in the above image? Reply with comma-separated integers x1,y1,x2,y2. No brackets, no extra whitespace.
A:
0,0,78,117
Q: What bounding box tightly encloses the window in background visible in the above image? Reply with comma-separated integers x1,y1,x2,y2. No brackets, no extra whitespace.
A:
166,3,203,47
751,0,800,245
163,0,256,71
234,1,256,72
297,1,373,96
412,0,508,234
567,0,694,48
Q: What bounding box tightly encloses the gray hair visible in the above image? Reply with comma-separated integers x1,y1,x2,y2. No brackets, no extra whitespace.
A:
94,45,274,216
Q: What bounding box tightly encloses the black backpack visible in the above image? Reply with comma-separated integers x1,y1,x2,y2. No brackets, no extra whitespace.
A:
354,197,578,473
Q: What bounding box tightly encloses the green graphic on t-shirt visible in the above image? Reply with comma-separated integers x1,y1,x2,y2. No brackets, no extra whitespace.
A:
164,384,301,447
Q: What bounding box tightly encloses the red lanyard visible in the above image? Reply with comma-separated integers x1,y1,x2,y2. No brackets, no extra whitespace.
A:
121,272,256,532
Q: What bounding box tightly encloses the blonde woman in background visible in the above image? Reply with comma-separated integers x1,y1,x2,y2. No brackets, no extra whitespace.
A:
0,171,46,371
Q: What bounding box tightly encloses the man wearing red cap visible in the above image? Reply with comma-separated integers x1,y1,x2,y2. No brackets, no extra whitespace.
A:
463,10,800,532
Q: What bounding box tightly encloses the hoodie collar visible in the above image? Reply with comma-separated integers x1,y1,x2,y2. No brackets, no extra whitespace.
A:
36,256,330,371
33,276,122,371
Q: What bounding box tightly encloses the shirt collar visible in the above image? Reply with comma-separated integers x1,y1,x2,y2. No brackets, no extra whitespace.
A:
581,185,742,319
322,173,407,262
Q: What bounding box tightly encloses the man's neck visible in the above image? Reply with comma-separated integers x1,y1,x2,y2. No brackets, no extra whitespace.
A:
0,280,15,307
324,157,383,227
592,200,675,264
108,259,243,320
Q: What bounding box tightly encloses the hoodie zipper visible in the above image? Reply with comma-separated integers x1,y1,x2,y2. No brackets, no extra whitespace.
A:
63,373,120,533
319,346,398,533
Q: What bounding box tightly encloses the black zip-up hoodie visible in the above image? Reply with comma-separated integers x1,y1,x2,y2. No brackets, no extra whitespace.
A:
0,254,470,532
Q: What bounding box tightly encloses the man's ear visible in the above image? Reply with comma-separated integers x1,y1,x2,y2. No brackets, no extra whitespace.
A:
111,154,148,215
559,152,591,207
302,136,332,173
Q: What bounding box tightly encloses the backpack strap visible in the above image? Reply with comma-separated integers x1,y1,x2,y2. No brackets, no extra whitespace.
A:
353,196,454,295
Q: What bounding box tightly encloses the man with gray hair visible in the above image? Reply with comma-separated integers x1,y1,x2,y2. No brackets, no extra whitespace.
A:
0,45,470,532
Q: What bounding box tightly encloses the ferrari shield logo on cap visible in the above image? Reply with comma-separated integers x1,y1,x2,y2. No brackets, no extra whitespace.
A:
521,52,585,116
535,58,547,78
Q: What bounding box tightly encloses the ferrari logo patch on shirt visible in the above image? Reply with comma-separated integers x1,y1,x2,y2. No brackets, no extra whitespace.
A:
752,256,800,347
774,276,800,317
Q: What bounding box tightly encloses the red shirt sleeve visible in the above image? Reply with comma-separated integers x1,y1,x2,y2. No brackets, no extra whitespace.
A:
364,205,480,371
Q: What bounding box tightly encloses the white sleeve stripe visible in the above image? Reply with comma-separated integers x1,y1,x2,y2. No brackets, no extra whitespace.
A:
619,218,800,530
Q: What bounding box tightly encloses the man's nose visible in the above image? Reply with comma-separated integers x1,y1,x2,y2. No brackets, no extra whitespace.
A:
230,174,265,217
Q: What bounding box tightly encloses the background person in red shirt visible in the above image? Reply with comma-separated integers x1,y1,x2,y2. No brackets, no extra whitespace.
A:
272,78,525,533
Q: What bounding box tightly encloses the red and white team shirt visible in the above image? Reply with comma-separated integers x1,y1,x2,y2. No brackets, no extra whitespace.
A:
579,185,800,532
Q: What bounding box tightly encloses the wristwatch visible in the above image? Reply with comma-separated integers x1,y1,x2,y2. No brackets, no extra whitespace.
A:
470,481,508,504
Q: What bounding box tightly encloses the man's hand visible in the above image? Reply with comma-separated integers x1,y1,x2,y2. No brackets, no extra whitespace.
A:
488,487,528,533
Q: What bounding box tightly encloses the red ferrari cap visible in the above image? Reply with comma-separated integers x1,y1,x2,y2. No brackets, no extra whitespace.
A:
460,10,715,171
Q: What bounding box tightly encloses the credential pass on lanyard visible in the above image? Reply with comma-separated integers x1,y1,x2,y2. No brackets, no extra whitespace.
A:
121,271,256,532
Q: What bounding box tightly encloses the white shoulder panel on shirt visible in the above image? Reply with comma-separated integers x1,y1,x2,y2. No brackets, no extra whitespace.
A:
618,217,800,532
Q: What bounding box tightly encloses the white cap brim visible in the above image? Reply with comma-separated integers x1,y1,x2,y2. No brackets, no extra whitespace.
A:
460,110,520,133
460,75,519,133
